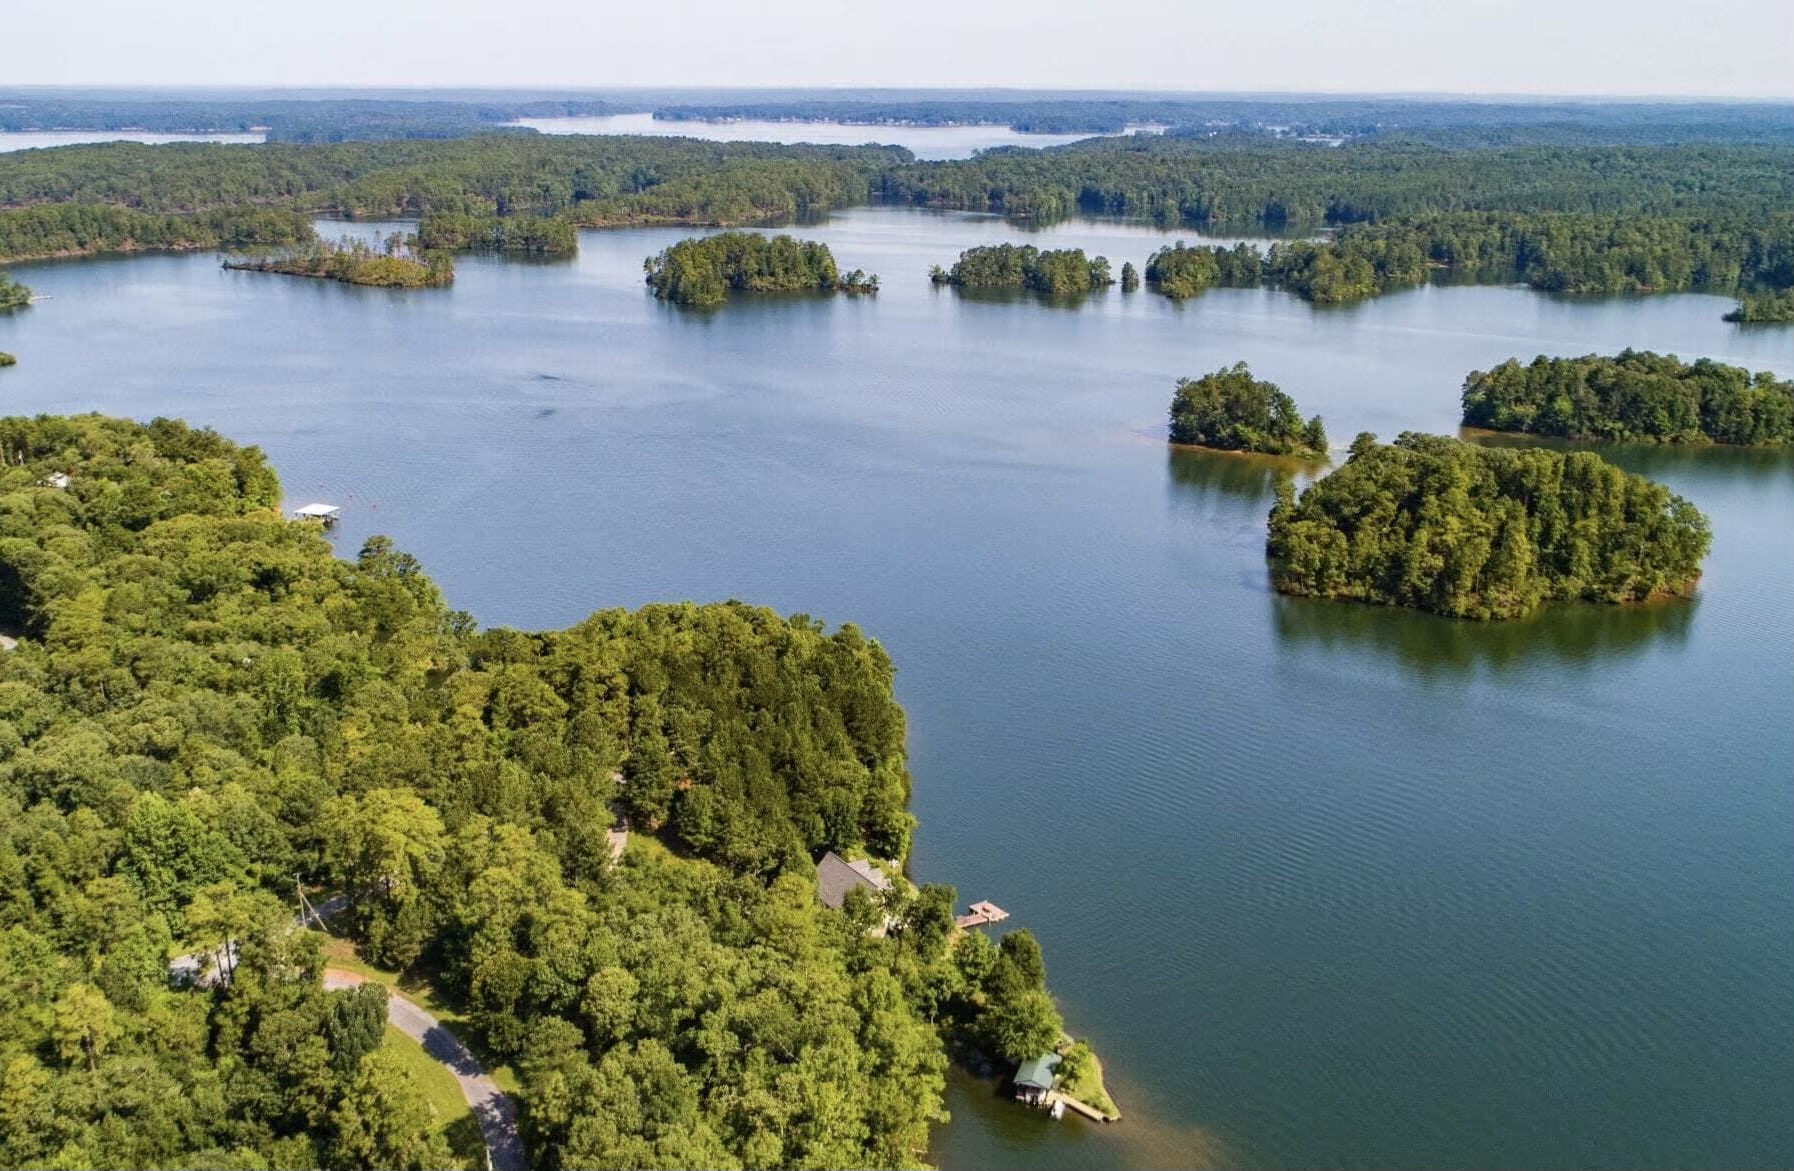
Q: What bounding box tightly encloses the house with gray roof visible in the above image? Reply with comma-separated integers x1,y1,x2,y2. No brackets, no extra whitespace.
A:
816,850,893,911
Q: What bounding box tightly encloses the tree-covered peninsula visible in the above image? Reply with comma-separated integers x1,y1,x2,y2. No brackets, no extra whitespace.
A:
644,231,877,306
0,271,30,310
1267,433,1711,619
0,412,1084,1169
1724,288,1794,323
225,234,454,288
1169,364,1328,456
929,244,1112,294
1461,350,1794,445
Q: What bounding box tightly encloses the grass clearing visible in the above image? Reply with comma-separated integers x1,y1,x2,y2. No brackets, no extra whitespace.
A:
380,1024,483,1169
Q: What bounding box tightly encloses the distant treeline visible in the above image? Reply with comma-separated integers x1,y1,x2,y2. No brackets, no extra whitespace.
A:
416,212,577,255
9,93,1791,145
225,234,453,288
1268,433,1712,619
644,232,876,306
1461,350,1794,446
929,243,1111,294
0,96,633,143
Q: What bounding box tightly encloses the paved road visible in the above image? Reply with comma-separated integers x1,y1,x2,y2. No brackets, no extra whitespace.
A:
324,969,525,1171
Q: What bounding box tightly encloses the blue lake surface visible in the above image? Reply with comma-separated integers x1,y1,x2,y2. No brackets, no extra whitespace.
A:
1,207,1789,1169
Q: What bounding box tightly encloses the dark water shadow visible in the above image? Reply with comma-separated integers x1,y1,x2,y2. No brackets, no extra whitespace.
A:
1166,445,1326,504
1272,591,1697,676
1464,428,1794,488
944,285,1110,311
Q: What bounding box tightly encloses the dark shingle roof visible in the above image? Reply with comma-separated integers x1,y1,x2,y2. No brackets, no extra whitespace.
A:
817,851,891,910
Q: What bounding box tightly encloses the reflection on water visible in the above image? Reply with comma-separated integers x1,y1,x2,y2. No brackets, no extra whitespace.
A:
1272,590,1696,675
1466,428,1794,488
1166,445,1324,503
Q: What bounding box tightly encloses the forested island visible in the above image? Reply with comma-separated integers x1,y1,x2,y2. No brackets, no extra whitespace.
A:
0,271,29,310
1461,351,1794,445
224,234,454,288
644,232,876,305
1169,364,1328,456
1145,242,1262,298
0,352,14,367
1267,433,1712,619
929,244,1112,294
416,212,578,256
0,413,1097,1168
1,134,1790,314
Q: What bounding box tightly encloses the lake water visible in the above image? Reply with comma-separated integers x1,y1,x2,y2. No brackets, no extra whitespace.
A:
0,130,266,153
512,113,1162,159
1,207,1789,1170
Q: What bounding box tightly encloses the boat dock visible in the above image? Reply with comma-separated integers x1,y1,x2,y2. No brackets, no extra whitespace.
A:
292,502,341,526
1047,1091,1117,1123
955,900,1010,929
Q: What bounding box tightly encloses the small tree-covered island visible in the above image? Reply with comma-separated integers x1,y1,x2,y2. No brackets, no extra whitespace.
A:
0,413,1107,1169
1461,350,1794,445
224,234,455,288
644,232,878,306
929,244,1112,295
1169,363,1329,457
1267,433,1712,619
1,271,30,311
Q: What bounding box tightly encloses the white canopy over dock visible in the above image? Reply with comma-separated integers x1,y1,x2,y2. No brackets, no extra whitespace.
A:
292,502,341,524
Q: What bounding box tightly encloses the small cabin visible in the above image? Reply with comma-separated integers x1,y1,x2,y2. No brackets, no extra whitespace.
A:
42,472,70,491
816,851,893,911
292,502,341,525
1013,1052,1062,1107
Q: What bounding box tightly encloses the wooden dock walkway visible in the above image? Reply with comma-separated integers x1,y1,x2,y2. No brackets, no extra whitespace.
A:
955,900,1010,928
1047,1091,1117,1123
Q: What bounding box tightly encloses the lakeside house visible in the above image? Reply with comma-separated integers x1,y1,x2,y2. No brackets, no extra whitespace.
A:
1014,1052,1061,1107
816,851,893,911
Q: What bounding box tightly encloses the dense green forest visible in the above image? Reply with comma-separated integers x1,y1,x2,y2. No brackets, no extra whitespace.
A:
224,235,454,288
928,244,1111,294
0,137,908,225
0,413,1081,1169
0,204,315,264
415,213,578,255
1267,433,1711,619
1724,288,1794,322
879,138,1794,229
1460,351,1794,445
1137,213,1794,308
644,232,876,306
1169,364,1327,456
0,271,29,310
2,134,1791,309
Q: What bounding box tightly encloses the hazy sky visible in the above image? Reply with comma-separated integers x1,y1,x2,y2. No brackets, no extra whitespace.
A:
7,0,1791,98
